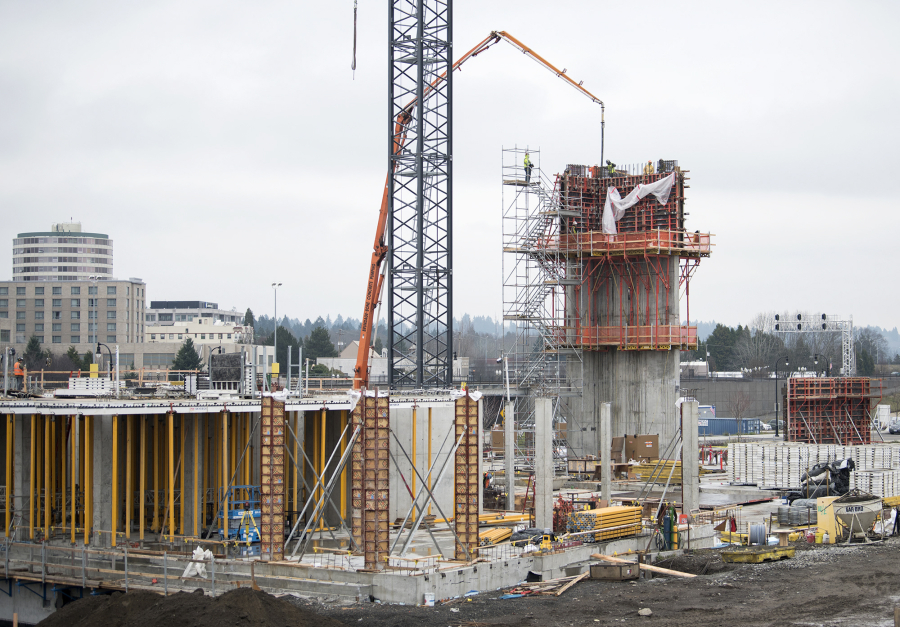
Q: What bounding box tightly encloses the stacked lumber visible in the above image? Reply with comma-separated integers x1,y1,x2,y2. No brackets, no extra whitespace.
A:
479,527,512,546
501,573,588,598
567,505,642,542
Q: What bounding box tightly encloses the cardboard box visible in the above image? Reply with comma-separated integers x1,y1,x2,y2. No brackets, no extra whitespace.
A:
491,429,505,448
610,437,625,464
625,434,659,461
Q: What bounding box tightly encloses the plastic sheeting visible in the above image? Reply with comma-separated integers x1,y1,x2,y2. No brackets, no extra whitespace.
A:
601,172,676,235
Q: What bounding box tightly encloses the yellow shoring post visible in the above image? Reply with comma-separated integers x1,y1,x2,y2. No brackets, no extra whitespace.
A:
60,417,66,534
340,410,346,520
214,413,220,526
78,418,84,528
30,415,36,540
126,415,133,542
50,417,55,531
193,415,199,538
70,416,76,545
202,416,209,533
111,415,118,547
84,415,92,546
411,408,417,522
168,412,175,541
140,416,146,541
319,409,326,531
427,408,432,517
153,416,159,532
6,414,12,538
312,413,319,509
222,412,229,541
179,415,185,536
44,416,50,539
34,417,41,539
244,414,250,494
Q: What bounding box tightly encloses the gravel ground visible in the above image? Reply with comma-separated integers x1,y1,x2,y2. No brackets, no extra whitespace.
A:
294,537,900,627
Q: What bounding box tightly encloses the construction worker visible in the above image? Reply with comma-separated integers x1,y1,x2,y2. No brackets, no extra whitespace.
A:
524,152,533,183
643,160,655,175
13,358,24,391
605,160,616,177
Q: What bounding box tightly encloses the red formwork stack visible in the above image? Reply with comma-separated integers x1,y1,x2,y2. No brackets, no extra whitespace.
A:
551,164,711,351
786,378,882,445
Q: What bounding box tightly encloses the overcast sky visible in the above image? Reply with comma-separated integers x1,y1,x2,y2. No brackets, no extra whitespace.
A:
1,1,898,330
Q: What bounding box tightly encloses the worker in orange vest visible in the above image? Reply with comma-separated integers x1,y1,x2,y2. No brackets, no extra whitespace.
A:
13,358,24,391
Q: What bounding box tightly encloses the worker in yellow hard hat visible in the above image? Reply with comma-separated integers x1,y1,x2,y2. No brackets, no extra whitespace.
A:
643,160,655,175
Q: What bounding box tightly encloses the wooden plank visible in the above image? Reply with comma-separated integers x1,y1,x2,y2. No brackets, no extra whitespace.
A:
555,571,589,596
590,553,696,578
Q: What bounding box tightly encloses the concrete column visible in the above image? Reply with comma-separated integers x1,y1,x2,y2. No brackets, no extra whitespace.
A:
681,400,700,516
533,398,553,531
183,415,194,538
13,415,28,540
93,415,113,547
504,401,515,511
600,402,612,504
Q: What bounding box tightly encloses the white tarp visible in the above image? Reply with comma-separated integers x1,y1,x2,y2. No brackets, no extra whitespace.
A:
601,172,676,234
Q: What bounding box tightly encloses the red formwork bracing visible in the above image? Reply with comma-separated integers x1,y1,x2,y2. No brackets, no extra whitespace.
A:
786,378,883,445
546,165,711,352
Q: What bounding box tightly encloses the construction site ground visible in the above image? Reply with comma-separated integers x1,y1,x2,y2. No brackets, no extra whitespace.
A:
304,537,900,627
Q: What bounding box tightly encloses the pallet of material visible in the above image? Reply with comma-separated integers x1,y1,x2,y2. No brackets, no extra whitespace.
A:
566,506,642,541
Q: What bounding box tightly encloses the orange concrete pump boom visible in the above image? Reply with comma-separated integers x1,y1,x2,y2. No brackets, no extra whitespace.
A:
353,31,604,389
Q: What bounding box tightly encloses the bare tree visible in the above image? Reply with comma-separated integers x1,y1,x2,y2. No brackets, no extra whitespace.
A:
727,390,752,440
733,313,782,375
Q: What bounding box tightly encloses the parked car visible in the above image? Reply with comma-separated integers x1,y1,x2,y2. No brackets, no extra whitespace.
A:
889,421,900,435
766,419,785,430
760,422,773,431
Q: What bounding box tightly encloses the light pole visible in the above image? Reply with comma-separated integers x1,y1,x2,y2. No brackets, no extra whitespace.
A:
272,282,282,379
89,274,98,344
773,355,789,438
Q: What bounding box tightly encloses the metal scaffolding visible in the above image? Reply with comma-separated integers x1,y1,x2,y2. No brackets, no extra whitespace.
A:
501,146,583,467
388,0,453,388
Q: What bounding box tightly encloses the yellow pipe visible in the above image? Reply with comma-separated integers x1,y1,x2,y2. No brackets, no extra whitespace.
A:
411,408,417,522
140,416,146,541
293,413,299,528
168,412,175,540
222,412,228,539
319,409,325,530
126,415,133,542
179,415,185,536
340,410,346,520
153,416,159,532
428,408,432,517
70,416,76,544
78,418,84,527
29,415,35,540
202,416,208,533
111,415,118,547
50,417,55,529
44,416,50,537
6,414,12,538
84,415,92,545
194,415,199,538
60,417,66,533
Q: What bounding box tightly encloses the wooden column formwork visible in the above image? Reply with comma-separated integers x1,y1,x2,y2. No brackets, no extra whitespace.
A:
454,395,479,560
351,394,389,571
260,397,285,561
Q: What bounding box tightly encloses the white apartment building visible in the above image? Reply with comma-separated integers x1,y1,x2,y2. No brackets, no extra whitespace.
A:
12,222,113,282
145,318,253,345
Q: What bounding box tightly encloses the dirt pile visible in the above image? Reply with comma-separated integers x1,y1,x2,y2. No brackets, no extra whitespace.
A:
38,587,346,627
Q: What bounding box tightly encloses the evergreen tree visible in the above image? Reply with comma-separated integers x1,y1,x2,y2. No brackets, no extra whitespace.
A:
66,346,83,371
305,326,338,362
173,338,202,371
857,348,875,376
23,335,46,370
244,308,255,328
373,336,384,357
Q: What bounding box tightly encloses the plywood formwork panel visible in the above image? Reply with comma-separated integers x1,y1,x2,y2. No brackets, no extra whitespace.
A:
352,394,389,570
787,378,878,445
454,395,479,560
260,397,285,561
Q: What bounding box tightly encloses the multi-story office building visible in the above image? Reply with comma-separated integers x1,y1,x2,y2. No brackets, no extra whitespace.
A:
12,222,113,282
0,278,146,348
146,300,245,325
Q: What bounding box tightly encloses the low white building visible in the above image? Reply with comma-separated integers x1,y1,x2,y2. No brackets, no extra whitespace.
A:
145,318,253,345
317,341,387,377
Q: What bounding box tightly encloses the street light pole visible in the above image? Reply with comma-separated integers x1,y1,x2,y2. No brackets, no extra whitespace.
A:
773,355,789,438
814,353,830,377
89,274,98,344
272,282,282,381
